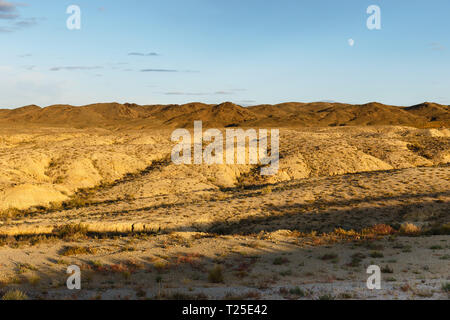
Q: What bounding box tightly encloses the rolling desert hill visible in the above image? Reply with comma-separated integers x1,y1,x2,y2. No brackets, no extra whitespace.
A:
0,102,449,300
0,101,448,129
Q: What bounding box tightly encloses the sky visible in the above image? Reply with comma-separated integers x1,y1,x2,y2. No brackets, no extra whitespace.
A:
1,0,449,108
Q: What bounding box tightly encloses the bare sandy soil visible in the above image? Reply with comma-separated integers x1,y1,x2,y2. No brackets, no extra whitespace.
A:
0,126,448,300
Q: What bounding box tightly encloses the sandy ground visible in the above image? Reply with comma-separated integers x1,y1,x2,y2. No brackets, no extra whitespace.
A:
0,126,448,300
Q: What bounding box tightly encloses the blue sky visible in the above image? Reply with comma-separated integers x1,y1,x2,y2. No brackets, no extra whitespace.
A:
1,0,449,108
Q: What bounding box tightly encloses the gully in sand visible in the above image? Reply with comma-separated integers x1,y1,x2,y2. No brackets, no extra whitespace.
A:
171,121,280,176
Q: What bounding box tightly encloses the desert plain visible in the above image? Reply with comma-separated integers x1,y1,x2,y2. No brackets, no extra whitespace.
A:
0,101,449,300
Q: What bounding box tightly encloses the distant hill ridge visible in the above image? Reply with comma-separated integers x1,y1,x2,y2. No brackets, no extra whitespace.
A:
0,101,448,128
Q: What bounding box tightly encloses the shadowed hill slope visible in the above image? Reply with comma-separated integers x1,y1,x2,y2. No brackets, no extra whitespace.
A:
0,101,448,128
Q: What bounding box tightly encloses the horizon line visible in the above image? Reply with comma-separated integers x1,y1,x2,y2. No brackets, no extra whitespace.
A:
0,100,447,111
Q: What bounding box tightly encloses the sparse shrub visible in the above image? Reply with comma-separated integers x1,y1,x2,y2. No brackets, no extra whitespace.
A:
442,283,450,292
386,277,397,282
208,265,224,283
339,293,353,299
54,224,88,240
280,269,292,277
109,263,128,274
369,251,384,258
162,291,208,300
56,259,68,265
28,275,41,286
125,259,145,271
244,291,261,300
153,261,169,273
348,253,366,267
381,265,394,274
289,287,305,297
363,224,395,236
120,244,136,252
16,263,37,274
365,242,384,250
273,257,289,265
320,253,338,261
0,208,23,220
399,223,420,235
122,271,131,280
261,186,272,195
62,196,92,209
2,290,28,300
60,245,97,256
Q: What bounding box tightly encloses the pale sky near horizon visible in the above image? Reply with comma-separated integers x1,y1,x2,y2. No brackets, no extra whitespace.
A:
1,0,449,108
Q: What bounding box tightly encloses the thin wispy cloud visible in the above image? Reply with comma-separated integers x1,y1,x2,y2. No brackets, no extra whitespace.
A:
22,65,35,70
0,0,18,12
164,92,208,96
14,17,37,27
430,42,446,51
0,13,18,19
0,26,12,32
141,69,178,72
0,1,39,32
129,52,160,57
50,66,103,71
214,91,233,95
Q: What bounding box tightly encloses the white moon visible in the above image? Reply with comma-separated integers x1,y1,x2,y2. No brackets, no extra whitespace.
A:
348,39,355,47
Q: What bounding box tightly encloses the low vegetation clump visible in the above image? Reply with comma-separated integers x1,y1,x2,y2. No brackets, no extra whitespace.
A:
399,223,421,235
293,224,397,246
289,287,305,297
54,224,88,240
28,275,41,286
261,186,273,194
426,223,450,235
442,283,450,293
60,245,97,256
2,290,28,300
381,265,394,274
348,253,366,267
279,286,307,298
16,263,38,274
273,257,290,265
318,294,335,300
0,208,24,220
208,265,224,283
61,196,92,209
153,261,170,273
369,251,384,258
155,291,208,300
320,253,338,261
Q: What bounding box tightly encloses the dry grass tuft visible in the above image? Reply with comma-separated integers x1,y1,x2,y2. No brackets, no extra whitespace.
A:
60,245,97,256
2,289,28,300
208,265,224,283
54,224,88,240
399,223,421,235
